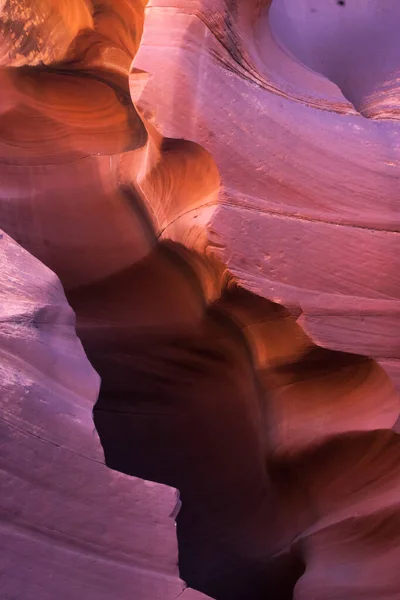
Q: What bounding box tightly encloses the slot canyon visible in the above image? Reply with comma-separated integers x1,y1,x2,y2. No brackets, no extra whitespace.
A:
1,1,400,599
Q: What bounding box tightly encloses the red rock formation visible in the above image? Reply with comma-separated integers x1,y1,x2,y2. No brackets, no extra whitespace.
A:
132,0,400,393
1,0,400,599
70,246,399,599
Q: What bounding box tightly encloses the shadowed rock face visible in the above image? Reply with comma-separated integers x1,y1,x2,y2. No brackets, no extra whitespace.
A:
1,1,400,600
69,243,400,600
0,230,210,600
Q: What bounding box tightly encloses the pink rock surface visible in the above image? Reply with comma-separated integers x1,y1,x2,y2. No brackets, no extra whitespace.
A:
269,0,400,118
0,230,210,600
132,0,400,391
1,1,400,599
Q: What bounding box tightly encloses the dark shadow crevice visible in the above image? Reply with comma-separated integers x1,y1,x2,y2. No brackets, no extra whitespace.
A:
67,240,398,600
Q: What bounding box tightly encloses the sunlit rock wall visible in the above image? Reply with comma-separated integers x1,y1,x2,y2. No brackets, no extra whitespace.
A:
1,1,400,599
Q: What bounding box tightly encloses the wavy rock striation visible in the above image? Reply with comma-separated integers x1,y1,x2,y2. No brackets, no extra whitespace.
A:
131,0,400,393
0,229,210,600
1,0,400,599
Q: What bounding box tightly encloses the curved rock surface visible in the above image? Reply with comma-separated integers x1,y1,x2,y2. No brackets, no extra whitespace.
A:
71,242,400,599
1,0,400,599
132,0,400,392
0,229,210,600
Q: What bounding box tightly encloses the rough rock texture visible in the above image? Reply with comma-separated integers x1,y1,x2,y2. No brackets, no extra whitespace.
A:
1,0,400,599
0,229,210,600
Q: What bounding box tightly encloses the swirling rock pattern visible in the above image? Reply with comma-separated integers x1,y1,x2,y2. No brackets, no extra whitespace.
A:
132,0,400,392
1,0,400,599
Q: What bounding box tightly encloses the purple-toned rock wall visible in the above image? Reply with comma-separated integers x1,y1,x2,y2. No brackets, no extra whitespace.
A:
1,1,400,599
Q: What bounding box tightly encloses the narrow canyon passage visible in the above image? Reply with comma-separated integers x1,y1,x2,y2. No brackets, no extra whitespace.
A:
1,0,400,599
68,241,400,600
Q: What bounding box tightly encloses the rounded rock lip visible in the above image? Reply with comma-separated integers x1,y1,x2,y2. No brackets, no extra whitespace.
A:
204,0,400,120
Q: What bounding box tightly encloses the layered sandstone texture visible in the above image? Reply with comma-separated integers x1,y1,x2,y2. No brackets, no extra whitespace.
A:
0,229,211,600
1,1,400,600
